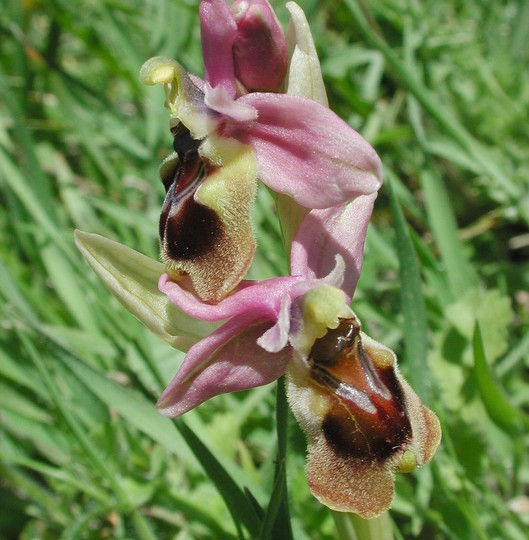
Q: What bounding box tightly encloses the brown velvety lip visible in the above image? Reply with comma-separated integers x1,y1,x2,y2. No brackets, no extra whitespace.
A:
159,126,224,263
309,318,412,461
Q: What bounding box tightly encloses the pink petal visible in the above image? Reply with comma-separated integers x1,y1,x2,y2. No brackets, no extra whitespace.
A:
189,74,206,92
204,84,258,122
290,193,377,299
159,273,304,322
157,314,292,417
200,0,237,95
256,292,292,352
234,93,383,208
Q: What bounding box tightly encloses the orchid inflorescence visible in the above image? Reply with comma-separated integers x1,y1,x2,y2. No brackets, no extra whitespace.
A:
76,0,440,519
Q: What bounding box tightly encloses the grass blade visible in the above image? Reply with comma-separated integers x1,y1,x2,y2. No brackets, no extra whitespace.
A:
387,177,430,401
473,323,529,434
14,325,157,540
420,170,478,299
175,420,263,538
42,325,264,537
343,0,520,202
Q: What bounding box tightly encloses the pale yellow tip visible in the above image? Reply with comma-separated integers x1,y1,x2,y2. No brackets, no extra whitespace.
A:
397,449,417,473
139,56,179,85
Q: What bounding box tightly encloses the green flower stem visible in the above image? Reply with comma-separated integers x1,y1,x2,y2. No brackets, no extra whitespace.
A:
255,378,293,539
344,0,519,200
16,326,157,540
333,511,394,540
270,377,294,540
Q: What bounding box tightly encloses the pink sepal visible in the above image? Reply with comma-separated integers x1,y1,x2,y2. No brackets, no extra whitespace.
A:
200,0,238,96
159,273,304,322
157,314,292,417
291,193,377,299
235,93,383,209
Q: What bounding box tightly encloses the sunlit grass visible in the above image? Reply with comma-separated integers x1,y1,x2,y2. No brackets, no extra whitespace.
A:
1,0,528,538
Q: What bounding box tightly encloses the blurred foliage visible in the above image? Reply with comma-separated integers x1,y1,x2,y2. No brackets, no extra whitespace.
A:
1,0,528,538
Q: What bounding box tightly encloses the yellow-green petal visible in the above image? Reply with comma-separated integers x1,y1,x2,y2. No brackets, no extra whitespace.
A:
75,230,218,351
140,56,214,140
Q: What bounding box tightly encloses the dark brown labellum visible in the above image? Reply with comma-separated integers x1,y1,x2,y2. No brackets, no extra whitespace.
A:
159,126,224,262
308,318,412,461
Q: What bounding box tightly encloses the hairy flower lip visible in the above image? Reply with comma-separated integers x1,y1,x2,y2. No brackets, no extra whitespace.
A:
155,116,257,304
287,321,441,518
306,318,412,461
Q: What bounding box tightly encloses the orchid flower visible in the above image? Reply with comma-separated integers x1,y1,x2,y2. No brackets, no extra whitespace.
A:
74,0,440,520
75,229,440,519
155,245,440,518
139,0,382,303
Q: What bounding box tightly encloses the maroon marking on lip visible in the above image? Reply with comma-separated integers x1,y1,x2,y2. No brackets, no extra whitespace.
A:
309,318,412,461
159,156,223,261
159,126,224,261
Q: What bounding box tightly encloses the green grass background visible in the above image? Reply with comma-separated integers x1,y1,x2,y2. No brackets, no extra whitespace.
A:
1,0,528,538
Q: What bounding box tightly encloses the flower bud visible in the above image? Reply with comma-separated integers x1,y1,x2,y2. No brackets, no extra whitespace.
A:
230,0,288,91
